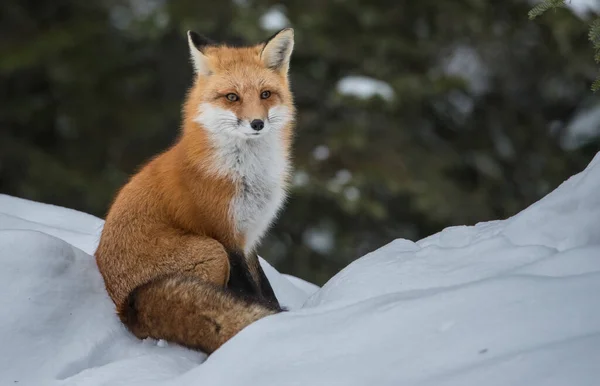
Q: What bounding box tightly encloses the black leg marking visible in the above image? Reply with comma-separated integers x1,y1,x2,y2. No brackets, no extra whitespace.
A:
226,250,260,297
256,263,281,310
122,286,140,327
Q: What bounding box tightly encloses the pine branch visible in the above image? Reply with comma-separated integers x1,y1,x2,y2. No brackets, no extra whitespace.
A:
590,19,600,52
530,1,600,92
528,0,568,20
592,78,600,92
589,19,600,91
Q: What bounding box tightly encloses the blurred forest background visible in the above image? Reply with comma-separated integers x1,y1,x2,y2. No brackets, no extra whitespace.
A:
1,0,599,284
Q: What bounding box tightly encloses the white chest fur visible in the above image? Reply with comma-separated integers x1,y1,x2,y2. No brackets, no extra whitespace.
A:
194,103,293,254
209,133,289,253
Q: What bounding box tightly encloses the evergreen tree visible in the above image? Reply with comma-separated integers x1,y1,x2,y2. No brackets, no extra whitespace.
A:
530,0,600,91
1,0,598,283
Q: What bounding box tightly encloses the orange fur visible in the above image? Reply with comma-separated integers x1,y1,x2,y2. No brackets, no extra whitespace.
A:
95,28,296,353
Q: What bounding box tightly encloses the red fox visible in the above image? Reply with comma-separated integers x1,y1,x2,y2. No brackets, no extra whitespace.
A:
95,28,296,354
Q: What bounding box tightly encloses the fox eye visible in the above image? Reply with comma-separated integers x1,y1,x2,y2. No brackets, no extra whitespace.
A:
226,93,239,102
260,91,271,99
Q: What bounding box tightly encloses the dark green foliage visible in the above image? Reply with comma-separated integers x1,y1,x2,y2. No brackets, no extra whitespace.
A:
530,0,600,91
528,0,568,20
1,0,599,284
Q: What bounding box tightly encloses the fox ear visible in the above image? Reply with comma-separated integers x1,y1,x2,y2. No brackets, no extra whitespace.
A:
187,31,213,75
261,28,294,74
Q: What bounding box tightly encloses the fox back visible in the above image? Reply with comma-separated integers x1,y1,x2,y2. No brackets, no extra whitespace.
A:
95,28,296,354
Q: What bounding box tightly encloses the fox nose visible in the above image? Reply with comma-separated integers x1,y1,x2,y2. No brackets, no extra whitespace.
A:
250,119,264,131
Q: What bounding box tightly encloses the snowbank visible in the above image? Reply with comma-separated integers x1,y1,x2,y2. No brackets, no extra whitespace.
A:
1,153,600,385
336,75,395,101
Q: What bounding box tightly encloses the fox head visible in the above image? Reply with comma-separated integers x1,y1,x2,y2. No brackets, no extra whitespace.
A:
184,28,295,140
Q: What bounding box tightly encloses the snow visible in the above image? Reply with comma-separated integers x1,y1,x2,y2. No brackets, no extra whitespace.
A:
442,45,489,96
110,0,168,31
344,186,361,201
528,0,600,19
565,0,600,18
312,144,330,161
336,75,395,101
562,104,600,150
303,226,335,254
292,170,310,187
260,6,290,32
2,152,600,385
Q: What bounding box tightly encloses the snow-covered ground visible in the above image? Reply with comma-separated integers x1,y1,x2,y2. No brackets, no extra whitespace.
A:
1,153,600,385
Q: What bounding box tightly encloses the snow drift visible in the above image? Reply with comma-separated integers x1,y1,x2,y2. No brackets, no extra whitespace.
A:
1,153,600,386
